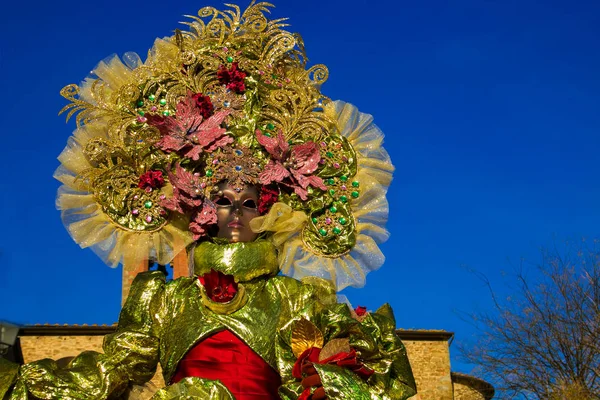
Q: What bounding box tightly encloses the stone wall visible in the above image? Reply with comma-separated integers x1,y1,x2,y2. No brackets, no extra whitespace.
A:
20,334,104,364
452,372,495,400
18,327,166,390
399,330,454,400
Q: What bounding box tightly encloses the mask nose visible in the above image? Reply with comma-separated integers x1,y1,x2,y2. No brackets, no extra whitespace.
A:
232,203,243,217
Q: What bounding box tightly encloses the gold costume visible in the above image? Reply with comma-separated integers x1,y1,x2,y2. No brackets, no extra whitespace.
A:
2,242,415,399
1,3,417,399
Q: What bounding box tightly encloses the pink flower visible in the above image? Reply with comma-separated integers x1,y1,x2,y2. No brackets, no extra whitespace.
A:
188,201,217,240
147,92,232,161
256,131,326,200
161,165,217,240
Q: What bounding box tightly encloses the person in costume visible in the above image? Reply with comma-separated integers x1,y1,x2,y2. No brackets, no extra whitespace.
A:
0,3,417,399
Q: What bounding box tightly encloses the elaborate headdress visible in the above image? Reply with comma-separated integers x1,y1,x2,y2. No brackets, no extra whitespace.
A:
55,2,393,291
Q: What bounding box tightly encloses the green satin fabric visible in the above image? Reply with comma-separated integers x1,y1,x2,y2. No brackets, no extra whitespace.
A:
152,377,235,399
193,239,280,281
4,251,416,400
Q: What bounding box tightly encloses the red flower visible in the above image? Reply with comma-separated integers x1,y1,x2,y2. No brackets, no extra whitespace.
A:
258,185,279,215
217,62,247,93
199,269,238,303
292,347,322,379
191,93,214,119
292,346,374,382
138,170,165,190
355,306,367,316
298,389,311,400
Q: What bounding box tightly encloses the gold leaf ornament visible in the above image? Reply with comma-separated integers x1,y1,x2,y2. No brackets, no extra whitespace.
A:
318,338,351,362
291,318,324,358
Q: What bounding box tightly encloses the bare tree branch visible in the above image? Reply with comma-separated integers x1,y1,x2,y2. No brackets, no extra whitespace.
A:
459,239,600,399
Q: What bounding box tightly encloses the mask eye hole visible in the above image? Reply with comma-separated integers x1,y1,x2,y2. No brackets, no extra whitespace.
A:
243,199,257,209
215,197,233,206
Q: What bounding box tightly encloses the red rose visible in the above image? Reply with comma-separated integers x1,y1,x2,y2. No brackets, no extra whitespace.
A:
138,170,165,190
217,62,247,93
319,348,374,380
199,269,238,303
191,93,214,119
258,185,279,215
293,347,321,379
292,346,374,382
355,306,367,316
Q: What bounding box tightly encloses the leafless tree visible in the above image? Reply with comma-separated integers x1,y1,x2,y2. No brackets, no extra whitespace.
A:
460,240,600,399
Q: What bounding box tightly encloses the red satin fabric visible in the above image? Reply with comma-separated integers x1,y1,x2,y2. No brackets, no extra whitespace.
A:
172,329,282,399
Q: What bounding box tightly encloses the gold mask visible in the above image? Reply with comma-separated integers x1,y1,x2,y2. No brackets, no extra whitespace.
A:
212,182,260,243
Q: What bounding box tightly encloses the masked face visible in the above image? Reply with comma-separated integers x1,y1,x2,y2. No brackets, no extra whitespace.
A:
211,182,260,243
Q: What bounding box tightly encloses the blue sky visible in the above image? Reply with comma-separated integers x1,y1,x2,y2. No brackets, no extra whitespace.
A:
1,0,600,378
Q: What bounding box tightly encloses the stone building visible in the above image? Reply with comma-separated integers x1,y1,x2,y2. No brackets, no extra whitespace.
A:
11,324,494,399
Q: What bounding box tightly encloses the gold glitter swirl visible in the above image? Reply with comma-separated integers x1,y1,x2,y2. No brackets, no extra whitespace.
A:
261,32,296,65
179,50,197,66
115,83,141,109
307,64,329,85
59,84,96,127
245,12,269,33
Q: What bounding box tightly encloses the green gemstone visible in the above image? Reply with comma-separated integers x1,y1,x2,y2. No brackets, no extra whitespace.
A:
319,228,328,237
144,201,153,209
162,110,170,116
328,189,335,196
137,100,144,107
351,191,359,198
326,151,334,158
159,99,167,106
148,94,156,101
340,195,348,203
340,175,348,182
206,169,214,177
138,110,145,116
311,217,318,224
333,227,342,235
329,206,337,213
226,56,234,63
266,123,275,130
339,217,347,225
264,132,272,138
327,178,335,185
352,181,359,187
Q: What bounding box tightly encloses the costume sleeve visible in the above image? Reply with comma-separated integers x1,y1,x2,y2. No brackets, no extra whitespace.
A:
3,271,166,400
278,301,417,400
